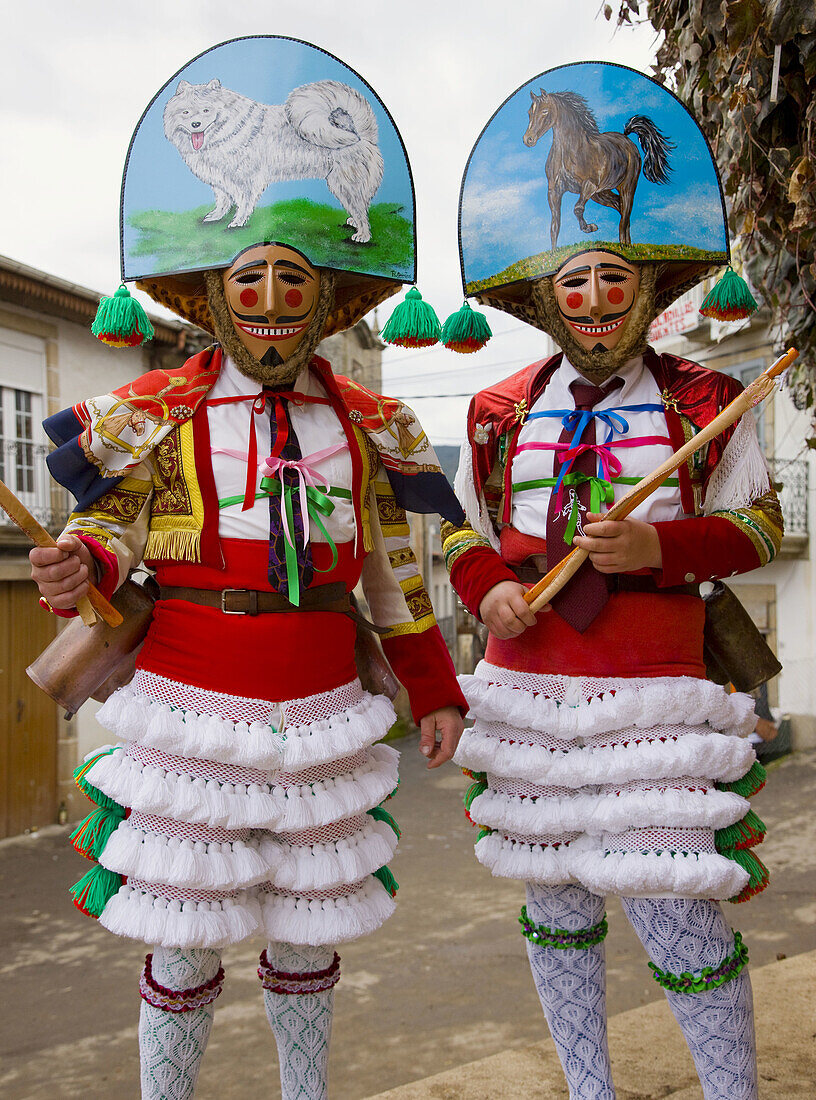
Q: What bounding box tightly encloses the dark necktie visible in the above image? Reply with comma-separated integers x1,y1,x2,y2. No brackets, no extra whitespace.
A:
546,376,622,633
266,394,314,602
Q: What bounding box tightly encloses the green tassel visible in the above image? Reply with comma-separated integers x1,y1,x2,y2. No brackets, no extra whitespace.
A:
441,300,492,353
70,804,126,861
69,863,123,918
716,760,766,798
366,805,401,839
715,809,766,852
74,748,123,811
699,267,758,321
725,848,770,903
381,287,441,348
91,285,155,348
476,826,495,841
463,777,488,811
373,865,399,897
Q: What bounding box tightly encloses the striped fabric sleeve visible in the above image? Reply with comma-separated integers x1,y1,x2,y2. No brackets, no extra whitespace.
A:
62,463,154,590
441,518,518,619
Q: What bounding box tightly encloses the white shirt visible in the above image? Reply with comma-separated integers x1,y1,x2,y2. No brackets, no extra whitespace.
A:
510,355,683,540
206,357,356,544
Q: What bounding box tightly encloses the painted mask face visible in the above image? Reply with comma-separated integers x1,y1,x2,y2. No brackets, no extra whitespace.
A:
553,251,640,352
222,243,321,367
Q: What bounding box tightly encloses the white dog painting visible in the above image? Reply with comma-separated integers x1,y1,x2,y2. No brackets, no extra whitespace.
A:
163,78,385,242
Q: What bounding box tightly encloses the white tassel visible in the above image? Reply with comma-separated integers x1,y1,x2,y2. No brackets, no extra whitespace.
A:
459,666,756,740
572,848,749,900
83,748,283,830
260,876,396,946
99,820,274,890
97,688,285,771
704,411,771,514
474,832,595,884
453,434,501,551
269,820,398,892
456,727,755,788
99,885,262,948
274,744,399,833
470,786,748,837
280,695,398,770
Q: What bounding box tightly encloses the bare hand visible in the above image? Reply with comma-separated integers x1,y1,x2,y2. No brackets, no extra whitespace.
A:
573,513,662,574
419,706,464,769
29,534,97,609
479,580,542,639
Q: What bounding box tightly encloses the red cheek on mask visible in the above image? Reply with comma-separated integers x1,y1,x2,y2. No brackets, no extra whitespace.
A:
285,289,303,308
239,289,258,307
566,292,583,310
607,287,625,305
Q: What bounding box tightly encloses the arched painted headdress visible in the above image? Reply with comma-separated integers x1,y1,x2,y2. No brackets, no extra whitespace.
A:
95,35,417,345
457,61,738,329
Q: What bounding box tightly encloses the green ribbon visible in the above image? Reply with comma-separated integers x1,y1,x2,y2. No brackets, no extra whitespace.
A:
511,473,681,546
218,481,350,607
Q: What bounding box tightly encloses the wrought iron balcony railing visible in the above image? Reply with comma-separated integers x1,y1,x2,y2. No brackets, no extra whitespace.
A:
770,458,808,539
0,442,71,531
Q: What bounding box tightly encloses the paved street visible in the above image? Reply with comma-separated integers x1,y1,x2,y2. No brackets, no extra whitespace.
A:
1,741,814,1099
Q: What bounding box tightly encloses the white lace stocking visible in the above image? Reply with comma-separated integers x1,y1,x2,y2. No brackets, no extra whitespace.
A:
262,941,337,1100
138,946,221,1100
525,883,615,1099
621,897,757,1099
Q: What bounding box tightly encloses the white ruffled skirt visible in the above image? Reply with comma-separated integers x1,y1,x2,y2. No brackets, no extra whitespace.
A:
80,670,400,949
455,661,759,900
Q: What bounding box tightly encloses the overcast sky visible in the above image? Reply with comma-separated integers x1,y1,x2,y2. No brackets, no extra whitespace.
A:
1,0,660,444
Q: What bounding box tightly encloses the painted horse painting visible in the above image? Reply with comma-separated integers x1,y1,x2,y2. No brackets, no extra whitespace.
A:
523,89,674,249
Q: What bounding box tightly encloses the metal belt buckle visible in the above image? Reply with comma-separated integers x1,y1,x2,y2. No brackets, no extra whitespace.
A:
221,588,248,615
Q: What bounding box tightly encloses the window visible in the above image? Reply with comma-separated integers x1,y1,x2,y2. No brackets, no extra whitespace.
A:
0,386,47,517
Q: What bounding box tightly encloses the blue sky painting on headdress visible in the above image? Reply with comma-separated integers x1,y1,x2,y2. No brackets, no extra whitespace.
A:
460,62,728,295
121,36,416,283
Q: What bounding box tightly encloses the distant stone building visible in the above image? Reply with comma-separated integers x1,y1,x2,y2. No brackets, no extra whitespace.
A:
318,318,384,391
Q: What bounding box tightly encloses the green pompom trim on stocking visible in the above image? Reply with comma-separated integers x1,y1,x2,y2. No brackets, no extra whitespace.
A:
716,760,766,798
699,267,758,321
366,805,401,839
519,905,608,949
649,930,749,993
70,804,126,861
715,808,766,852
381,287,441,348
91,285,155,347
441,300,492,353
74,748,123,811
70,863,123,919
726,848,770,903
373,865,399,897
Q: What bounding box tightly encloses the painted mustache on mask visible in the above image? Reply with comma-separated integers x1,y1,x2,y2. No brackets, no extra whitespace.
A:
229,306,315,325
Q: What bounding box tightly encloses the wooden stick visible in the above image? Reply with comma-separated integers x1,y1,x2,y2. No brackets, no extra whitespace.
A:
525,347,798,613
0,479,123,628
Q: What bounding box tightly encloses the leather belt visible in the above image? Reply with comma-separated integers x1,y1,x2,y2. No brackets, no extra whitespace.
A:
158,582,390,632
160,582,351,616
509,563,699,598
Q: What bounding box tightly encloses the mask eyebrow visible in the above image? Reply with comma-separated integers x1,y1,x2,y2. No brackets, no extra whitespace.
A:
229,260,268,277
273,259,315,279
556,266,591,281
597,263,633,272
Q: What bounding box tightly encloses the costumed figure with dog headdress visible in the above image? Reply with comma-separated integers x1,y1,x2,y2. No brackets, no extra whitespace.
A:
29,36,465,1100
441,62,781,1099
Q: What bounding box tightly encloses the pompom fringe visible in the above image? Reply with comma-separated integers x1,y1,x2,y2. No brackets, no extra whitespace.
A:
469,785,749,837
716,760,766,798
268,819,398,892
260,876,396,945
474,832,594,884
459,668,755,740
99,884,262,948
441,300,492,353
456,726,755,790
572,848,750,900
91,286,155,348
99,820,276,890
699,267,758,322
381,287,441,348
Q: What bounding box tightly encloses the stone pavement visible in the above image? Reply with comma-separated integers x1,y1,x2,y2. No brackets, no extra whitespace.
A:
0,745,814,1099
